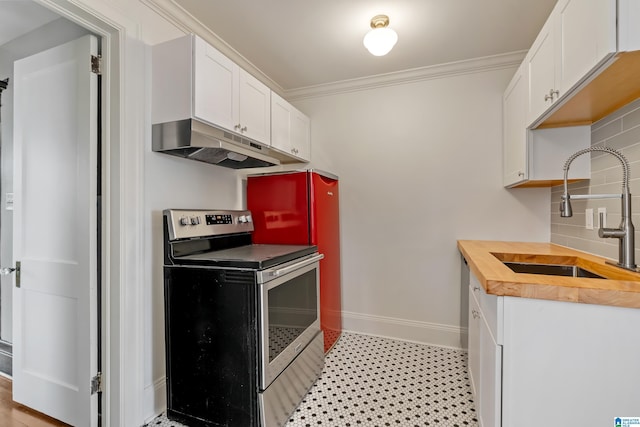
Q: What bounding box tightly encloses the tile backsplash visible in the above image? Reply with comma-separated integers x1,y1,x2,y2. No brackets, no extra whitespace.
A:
551,98,640,263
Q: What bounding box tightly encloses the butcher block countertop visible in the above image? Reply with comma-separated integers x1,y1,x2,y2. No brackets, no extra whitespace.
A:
457,240,640,309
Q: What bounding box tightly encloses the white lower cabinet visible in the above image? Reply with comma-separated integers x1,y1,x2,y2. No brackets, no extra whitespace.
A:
467,288,481,397
478,317,501,427
468,280,502,427
467,271,640,426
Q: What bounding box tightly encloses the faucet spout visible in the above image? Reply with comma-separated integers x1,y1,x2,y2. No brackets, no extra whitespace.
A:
561,146,637,272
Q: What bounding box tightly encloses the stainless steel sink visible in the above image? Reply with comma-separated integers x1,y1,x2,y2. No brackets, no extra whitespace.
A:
503,262,605,279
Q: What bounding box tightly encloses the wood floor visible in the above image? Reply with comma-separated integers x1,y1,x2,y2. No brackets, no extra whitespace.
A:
0,376,70,427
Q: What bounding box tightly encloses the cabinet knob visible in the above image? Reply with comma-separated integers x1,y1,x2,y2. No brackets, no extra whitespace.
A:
518,171,525,177
544,93,552,102
234,124,241,130
473,286,481,292
472,309,481,319
240,126,247,132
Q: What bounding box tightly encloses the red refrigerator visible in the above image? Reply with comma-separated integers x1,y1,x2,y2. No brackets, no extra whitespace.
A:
247,170,342,352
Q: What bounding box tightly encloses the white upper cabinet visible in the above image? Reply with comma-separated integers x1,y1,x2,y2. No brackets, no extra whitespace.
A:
526,0,638,128
238,70,271,144
526,14,557,123
271,92,311,162
504,60,590,188
193,36,239,132
153,34,271,146
557,0,615,94
503,63,528,187
527,0,615,124
504,0,640,187
291,110,311,161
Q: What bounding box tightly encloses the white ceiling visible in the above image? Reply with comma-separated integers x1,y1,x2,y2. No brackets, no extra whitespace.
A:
172,0,558,91
2,1,558,91
0,0,59,47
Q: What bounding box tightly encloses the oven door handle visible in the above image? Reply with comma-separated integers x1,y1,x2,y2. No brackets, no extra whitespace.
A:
265,253,324,279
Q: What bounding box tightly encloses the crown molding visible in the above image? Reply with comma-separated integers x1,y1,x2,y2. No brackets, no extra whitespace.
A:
284,51,527,101
141,0,285,95
142,0,526,101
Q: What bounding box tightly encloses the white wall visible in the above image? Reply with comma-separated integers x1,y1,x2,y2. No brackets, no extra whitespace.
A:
293,65,551,347
142,152,243,418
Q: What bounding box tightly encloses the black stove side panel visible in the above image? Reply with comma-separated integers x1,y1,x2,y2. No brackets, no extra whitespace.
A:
164,266,260,427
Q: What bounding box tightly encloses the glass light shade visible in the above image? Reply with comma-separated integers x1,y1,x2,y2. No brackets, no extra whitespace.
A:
363,27,398,56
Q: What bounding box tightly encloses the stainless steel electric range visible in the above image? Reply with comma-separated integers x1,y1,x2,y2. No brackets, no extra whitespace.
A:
162,209,325,427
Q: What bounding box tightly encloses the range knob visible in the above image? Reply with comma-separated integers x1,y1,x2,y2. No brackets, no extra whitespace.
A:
245,215,252,223
179,217,189,226
190,216,200,225
238,215,248,224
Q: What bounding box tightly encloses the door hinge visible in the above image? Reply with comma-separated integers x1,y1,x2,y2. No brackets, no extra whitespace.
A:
91,372,103,394
91,55,102,75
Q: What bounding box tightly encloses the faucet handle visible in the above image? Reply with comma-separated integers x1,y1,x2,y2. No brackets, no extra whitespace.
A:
598,212,625,238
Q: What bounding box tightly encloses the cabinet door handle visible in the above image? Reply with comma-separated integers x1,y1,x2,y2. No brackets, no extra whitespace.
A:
545,89,560,102
240,126,247,132
472,309,481,319
473,286,480,292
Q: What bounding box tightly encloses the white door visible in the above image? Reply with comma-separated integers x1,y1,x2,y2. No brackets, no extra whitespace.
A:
12,34,98,426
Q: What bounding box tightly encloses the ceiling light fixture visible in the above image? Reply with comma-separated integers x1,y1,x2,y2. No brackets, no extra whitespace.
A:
363,14,398,56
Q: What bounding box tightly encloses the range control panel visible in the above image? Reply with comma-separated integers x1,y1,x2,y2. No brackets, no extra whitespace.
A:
164,209,254,241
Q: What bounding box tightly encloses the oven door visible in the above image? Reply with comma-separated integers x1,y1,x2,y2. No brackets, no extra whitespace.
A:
258,253,323,389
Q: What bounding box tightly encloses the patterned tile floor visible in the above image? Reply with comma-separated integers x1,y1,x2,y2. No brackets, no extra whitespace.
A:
148,332,478,427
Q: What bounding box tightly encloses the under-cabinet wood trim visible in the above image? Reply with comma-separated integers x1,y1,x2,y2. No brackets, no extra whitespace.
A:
538,51,640,128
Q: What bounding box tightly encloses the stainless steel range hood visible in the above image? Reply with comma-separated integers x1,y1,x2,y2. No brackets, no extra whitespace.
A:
152,119,280,169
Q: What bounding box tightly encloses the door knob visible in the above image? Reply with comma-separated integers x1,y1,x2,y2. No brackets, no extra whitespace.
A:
0,261,20,287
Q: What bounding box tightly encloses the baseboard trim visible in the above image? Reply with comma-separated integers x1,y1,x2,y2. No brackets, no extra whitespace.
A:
0,340,12,354
143,377,166,424
342,311,464,350
0,345,12,377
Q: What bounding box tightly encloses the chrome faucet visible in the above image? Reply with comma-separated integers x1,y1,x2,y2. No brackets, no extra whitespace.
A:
560,146,637,271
